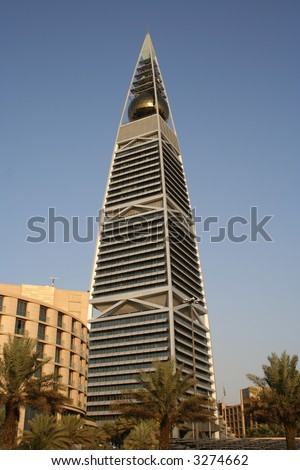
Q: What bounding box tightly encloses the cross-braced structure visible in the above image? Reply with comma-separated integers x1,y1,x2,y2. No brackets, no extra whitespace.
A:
87,34,217,437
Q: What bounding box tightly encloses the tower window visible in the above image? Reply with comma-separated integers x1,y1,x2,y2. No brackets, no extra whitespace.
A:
17,300,27,317
39,306,47,322
57,312,64,328
37,342,44,358
38,324,46,341
15,318,25,335
54,365,60,380
55,347,62,364
56,329,63,345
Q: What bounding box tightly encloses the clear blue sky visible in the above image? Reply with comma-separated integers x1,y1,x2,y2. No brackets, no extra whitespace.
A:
1,0,299,404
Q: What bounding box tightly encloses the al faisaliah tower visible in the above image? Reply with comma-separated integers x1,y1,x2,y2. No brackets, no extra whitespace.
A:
86,34,218,438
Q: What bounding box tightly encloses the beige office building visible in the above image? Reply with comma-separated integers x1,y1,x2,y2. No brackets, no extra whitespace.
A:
0,283,89,429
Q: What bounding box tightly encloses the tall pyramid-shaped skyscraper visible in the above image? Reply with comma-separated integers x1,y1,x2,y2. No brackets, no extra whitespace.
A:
87,34,217,436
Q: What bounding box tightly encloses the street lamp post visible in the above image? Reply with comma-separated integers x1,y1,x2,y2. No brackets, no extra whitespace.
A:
183,296,200,441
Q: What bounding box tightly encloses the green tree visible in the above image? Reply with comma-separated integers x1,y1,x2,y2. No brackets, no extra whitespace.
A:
94,425,114,450
61,414,98,449
19,414,101,450
18,414,71,449
123,420,158,450
0,336,66,449
247,423,284,438
101,417,137,449
114,359,215,450
247,351,300,450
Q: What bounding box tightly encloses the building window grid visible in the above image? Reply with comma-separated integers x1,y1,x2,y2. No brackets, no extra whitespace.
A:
93,275,167,294
171,259,202,291
99,233,165,254
88,373,146,384
169,224,198,257
96,256,166,278
108,168,161,192
169,236,198,261
170,244,199,270
90,330,168,348
108,170,161,196
89,340,169,358
94,265,166,285
92,280,167,298
100,220,164,246
97,250,166,271
99,232,165,254
110,159,160,182
172,275,203,301
106,188,162,207
175,346,211,371
168,218,197,245
165,172,190,206
171,266,203,296
170,250,201,281
175,342,211,372
90,312,168,331
164,171,189,204
175,333,210,356
109,163,161,188
107,176,161,200
114,145,159,165
89,348,168,365
163,147,188,186
112,148,159,170
174,318,210,345
90,325,168,341
108,178,161,199
102,210,164,232
170,242,198,268
164,157,187,188
88,359,166,375
98,241,165,261
115,141,159,159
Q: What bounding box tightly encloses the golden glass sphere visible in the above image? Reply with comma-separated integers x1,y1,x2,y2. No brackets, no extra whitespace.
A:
128,92,169,122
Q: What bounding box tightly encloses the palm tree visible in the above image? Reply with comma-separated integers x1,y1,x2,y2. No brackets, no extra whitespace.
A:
123,420,158,450
61,414,97,449
19,414,100,450
0,336,66,449
18,414,71,449
113,359,215,449
101,417,137,449
247,351,300,450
